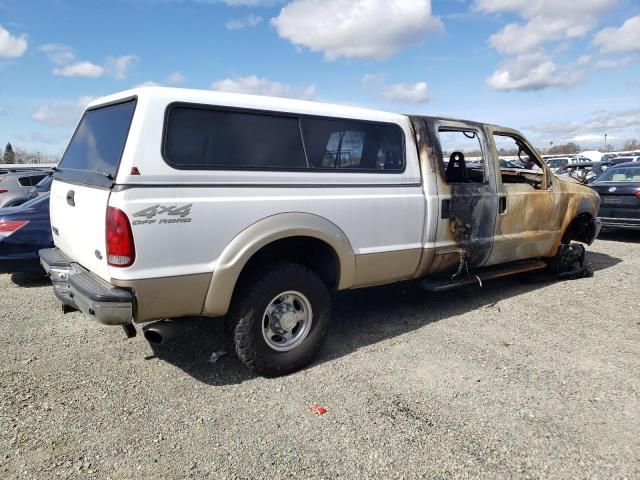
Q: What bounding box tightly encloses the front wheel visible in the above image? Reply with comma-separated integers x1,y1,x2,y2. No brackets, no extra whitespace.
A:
228,262,331,377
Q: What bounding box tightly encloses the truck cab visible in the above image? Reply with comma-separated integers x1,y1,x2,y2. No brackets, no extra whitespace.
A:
410,116,600,280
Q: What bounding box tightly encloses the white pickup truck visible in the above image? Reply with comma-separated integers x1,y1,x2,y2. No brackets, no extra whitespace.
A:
40,87,601,376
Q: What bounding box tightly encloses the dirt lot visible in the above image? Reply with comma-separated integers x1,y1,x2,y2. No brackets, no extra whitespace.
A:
1,231,639,479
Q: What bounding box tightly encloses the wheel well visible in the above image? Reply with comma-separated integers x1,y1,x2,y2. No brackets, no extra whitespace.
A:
562,213,596,245
239,236,340,290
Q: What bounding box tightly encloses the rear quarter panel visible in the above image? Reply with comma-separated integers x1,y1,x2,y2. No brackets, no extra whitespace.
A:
108,184,426,281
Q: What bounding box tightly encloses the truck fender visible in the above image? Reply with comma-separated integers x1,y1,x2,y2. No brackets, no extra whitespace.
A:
202,212,356,317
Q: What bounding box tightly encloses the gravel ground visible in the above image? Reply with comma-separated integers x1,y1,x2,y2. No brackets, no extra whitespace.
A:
1,230,639,479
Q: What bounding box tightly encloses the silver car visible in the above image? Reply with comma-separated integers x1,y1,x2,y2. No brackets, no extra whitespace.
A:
0,171,51,207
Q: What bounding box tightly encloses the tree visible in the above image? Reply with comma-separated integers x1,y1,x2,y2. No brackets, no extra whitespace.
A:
547,142,581,155
3,142,15,164
622,138,640,151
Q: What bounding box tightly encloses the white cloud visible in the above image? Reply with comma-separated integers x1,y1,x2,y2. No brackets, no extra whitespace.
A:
166,71,186,84
0,24,27,58
53,61,105,78
529,108,640,142
16,131,69,146
134,72,185,88
138,0,278,4
486,51,583,91
474,0,615,54
363,74,431,103
594,57,633,70
32,96,97,126
225,14,262,30
217,0,278,4
473,0,615,18
134,80,162,87
211,75,316,99
38,43,74,65
571,133,616,144
383,82,430,103
271,0,443,60
105,55,138,79
593,15,640,53
487,17,593,55
576,55,591,66
39,43,137,79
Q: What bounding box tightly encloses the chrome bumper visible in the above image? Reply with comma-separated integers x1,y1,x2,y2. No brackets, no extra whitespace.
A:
39,247,133,325
597,217,640,229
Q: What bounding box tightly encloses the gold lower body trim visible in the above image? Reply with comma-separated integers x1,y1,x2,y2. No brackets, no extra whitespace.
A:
112,273,212,323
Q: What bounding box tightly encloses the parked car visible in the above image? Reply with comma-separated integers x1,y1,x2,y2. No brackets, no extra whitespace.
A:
555,162,594,181
500,159,520,169
546,157,570,172
39,87,601,376
28,174,53,197
589,161,612,181
590,163,640,229
610,155,640,163
0,193,53,273
0,170,51,207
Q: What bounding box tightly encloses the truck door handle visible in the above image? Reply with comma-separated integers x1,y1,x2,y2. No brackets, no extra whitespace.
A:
66,190,75,207
498,195,507,214
441,199,451,219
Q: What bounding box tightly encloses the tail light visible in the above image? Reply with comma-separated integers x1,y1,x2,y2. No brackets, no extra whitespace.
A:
0,220,29,238
635,191,640,199
106,206,135,267
0,189,8,194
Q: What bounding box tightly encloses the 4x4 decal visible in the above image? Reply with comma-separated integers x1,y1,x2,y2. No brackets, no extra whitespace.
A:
132,204,193,225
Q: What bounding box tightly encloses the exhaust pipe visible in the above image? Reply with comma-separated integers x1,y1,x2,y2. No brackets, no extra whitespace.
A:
142,320,182,345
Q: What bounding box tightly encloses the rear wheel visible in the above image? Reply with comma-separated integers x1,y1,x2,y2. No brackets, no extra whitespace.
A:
228,262,331,376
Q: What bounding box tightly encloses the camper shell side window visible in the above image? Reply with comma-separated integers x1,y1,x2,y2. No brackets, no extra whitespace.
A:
161,103,406,173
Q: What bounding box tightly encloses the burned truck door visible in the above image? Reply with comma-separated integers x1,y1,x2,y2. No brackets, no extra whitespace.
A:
421,118,499,274
485,128,562,265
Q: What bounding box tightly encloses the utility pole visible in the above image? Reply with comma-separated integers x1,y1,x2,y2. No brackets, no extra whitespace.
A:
604,133,608,151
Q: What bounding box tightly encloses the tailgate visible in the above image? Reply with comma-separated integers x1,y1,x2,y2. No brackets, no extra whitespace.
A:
50,179,111,280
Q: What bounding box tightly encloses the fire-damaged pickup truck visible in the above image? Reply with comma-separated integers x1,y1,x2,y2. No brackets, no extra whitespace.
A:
39,87,601,376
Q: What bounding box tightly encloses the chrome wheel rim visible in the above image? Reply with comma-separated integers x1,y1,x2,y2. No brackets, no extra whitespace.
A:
261,291,313,352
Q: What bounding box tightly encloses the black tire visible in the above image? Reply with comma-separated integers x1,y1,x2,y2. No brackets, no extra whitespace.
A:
227,262,331,377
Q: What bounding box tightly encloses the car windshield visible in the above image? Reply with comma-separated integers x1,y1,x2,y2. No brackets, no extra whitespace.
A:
594,166,640,182
548,159,568,167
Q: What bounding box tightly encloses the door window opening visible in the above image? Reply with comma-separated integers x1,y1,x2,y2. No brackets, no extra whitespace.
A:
494,133,547,189
437,129,485,184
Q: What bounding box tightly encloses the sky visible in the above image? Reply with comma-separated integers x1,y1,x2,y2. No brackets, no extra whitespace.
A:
0,0,639,157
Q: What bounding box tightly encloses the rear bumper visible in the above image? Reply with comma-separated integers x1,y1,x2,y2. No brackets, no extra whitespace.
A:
39,247,133,325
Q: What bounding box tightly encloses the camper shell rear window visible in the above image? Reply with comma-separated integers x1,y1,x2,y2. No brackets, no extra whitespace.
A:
56,98,136,186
